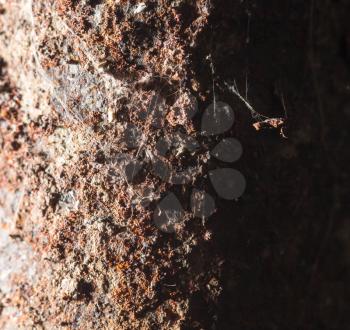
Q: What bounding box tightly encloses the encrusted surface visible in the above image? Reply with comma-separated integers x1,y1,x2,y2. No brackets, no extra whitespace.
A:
1,0,350,329
0,1,218,329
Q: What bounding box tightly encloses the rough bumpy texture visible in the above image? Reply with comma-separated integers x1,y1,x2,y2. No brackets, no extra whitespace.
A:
1,0,350,329
0,1,219,329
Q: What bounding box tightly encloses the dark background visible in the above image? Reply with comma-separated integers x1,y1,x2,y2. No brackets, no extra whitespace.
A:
190,1,350,329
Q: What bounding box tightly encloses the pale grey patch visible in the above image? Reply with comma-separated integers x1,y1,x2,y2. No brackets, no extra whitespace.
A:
59,190,79,212
155,137,170,155
155,132,199,156
121,123,143,149
90,5,104,28
131,187,156,208
152,159,171,182
60,277,78,299
0,233,36,294
0,188,37,297
170,166,199,185
112,154,144,182
153,193,185,233
191,189,216,218
151,157,198,185
211,138,243,163
0,188,22,225
131,2,147,15
124,161,143,182
48,63,108,122
209,168,246,200
153,132,199,184
148,94,167,128
201,101,235,136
